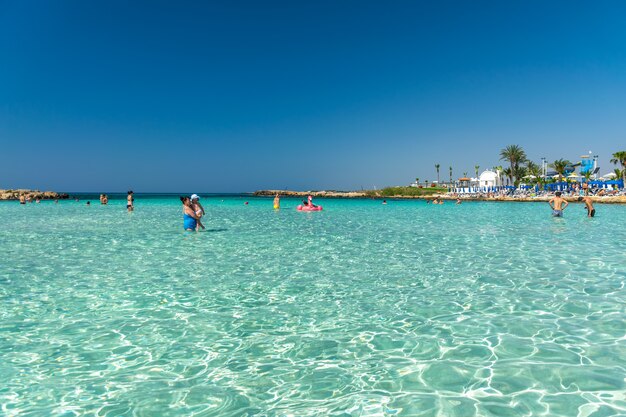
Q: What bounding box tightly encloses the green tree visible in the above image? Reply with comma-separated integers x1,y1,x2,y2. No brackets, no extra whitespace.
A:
499,145,527,184
474,165,480,178
513,166,528,186
610,151,626,183
415,178,419,186
435,164,440,184
526,161,542,187
549,159,571,182
502,167,513,185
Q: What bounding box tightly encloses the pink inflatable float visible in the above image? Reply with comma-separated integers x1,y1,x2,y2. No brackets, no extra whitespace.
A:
297,204,323,211
297,195,323,211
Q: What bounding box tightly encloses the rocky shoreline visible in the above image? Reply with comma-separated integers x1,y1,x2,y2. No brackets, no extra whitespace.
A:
254,190,368,198
254,190,626,204
0,189,69,201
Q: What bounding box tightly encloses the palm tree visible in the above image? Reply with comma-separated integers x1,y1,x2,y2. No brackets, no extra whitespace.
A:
513,166,528,186
500,145,527,184
502,167,513,186
550,159,571,182
526,161,542,187
614,168,623,181
583,170,592,182
415,178,419,186
435,164,440,184
474,165,480,178
610,151,626,183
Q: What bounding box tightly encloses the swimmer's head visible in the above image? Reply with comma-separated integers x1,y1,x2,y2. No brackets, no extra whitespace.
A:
128,190,133,195
577,196,583,201
190,194,200,201
555,192,562,197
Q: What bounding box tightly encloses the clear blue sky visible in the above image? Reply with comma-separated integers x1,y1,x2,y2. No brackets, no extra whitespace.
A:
1,1,625,192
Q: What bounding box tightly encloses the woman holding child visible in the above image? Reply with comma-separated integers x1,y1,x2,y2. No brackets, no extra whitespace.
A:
180,196,200,231
181,194,206,231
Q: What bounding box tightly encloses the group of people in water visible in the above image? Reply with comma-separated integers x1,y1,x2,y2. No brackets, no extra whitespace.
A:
549,191,595,217
18,190,598,232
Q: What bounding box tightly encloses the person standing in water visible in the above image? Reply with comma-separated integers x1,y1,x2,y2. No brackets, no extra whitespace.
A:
127,191,134,212
180,196,200,231
190,194,205,230
549,191,569,217
273,194,280,209
578,196,595,217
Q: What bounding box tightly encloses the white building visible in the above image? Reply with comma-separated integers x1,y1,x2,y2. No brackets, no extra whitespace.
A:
478,170,501,188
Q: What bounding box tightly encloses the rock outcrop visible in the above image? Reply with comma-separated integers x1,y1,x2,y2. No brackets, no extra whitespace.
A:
0,189,69,200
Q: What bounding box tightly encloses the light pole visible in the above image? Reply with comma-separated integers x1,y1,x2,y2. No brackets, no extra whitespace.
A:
540,157,546,177
593,155,599,179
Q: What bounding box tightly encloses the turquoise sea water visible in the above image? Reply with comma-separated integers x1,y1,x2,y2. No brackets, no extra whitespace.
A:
1,195,626,416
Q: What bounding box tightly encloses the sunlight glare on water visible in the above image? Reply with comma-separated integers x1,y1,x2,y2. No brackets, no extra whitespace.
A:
1,195,625,416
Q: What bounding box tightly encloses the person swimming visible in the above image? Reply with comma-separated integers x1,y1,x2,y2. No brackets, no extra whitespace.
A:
181,196,200,231
274,194,280,209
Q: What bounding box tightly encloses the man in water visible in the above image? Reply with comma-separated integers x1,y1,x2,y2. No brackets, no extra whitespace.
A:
549,191,569,217
127,191,134,212
578,196,595,217
273,194,280,209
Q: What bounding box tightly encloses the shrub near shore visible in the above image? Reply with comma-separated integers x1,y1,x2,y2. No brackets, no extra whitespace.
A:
366,186,447,197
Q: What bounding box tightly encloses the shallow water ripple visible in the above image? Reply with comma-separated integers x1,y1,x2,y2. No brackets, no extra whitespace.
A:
1,198,626,416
